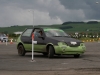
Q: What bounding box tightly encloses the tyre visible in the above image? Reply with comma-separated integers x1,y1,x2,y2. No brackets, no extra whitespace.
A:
74,54,80,58
17,45,26,56
48,46,55,58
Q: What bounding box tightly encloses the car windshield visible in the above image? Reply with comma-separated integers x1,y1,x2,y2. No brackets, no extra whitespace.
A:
44,29,70,37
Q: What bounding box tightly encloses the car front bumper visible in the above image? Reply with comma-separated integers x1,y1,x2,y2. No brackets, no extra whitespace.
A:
54,45,86,55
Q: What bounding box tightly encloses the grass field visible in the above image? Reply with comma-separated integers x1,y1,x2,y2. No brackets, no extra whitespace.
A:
0,22,100,34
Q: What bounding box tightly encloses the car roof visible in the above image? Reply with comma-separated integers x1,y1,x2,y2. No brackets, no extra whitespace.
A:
25,27,64,32
27,27,60,30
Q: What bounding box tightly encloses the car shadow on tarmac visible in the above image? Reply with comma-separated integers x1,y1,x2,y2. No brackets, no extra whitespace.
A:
23,53,84,59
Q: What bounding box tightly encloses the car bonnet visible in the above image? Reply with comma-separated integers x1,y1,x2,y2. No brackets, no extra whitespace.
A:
49,37,82,42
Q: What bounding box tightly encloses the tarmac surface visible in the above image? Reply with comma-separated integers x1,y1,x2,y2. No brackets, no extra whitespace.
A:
0,42,100,75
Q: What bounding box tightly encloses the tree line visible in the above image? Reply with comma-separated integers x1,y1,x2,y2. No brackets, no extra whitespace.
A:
62,21,99,25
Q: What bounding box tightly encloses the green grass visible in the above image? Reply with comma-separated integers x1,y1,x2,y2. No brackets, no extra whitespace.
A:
0,25,33,33
1,23,100,34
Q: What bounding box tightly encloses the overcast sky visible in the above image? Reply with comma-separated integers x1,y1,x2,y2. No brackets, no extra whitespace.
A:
0,0,100,27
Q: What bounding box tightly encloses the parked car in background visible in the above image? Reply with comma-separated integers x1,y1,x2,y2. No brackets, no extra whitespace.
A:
17,27,86,58
0,34,8,42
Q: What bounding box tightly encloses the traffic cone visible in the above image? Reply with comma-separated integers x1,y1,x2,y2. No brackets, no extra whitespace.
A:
90,40,91,42
10,39,13,44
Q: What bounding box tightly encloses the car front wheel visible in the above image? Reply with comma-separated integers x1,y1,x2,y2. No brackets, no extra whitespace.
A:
48,46,55,58
18,45,26,56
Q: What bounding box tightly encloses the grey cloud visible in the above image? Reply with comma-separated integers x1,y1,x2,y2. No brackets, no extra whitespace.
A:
59,0,100,20
0,0,100,27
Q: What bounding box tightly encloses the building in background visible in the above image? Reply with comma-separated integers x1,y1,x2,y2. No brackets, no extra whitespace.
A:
14,31,22,35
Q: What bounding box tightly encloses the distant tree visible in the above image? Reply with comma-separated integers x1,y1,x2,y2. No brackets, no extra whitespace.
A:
62,21,72,25
62,21,85,25
87,21,98,24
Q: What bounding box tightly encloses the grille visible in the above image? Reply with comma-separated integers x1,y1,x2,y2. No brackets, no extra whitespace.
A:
66,42,80,47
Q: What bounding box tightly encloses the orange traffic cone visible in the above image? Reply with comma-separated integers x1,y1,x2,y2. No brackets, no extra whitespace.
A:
10,39,13,44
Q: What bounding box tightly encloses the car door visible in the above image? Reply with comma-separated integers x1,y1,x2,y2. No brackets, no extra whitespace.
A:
33,28,45,52
21,28,33,51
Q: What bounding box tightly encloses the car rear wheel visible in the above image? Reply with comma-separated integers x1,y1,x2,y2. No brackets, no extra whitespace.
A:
18,45,26,56
74,54,80,58
48,46,55,58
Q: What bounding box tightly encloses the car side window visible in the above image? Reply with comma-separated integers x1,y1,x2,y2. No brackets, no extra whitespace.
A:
34,29,43,37
22,29,33,37
34,31,40,37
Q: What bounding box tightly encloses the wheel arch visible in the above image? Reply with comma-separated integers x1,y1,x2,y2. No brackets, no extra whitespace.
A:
46,43,55,54
17,42,24,49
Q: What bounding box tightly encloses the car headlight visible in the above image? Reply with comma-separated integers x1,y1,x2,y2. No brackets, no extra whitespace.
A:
70,41,77,45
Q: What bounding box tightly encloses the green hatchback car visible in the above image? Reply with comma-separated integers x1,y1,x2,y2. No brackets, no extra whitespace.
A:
17,27,86,58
